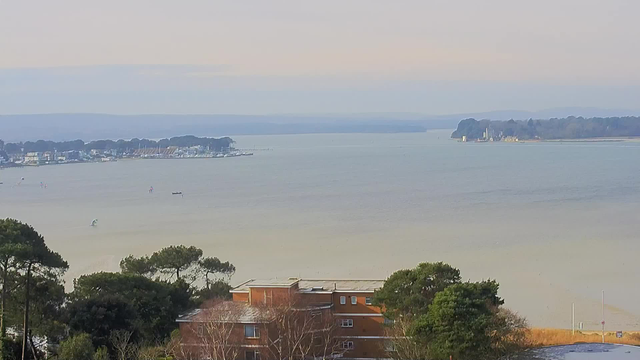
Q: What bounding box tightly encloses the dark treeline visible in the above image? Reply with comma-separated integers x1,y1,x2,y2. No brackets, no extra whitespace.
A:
0,136,235,154
451,116,640,140
0,219,235,360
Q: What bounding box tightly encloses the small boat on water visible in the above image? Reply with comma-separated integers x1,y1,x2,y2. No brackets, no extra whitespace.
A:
172,192,183,195
90,219,99,227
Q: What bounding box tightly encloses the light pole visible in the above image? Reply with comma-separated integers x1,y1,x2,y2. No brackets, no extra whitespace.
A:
572,303,575,336
601,290,605,343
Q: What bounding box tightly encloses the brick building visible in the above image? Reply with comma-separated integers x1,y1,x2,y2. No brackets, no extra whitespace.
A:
177,278,390,360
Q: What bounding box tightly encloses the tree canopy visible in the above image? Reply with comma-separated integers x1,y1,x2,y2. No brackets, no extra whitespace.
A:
451,116,640,140
149,245,203,281
69,272,188,342
199,257,235,289
0,220,237,360
58,333,95,360
373,262,461,319
66,295,138,350
376,263,528,360
0,218,68,360
0,218,34,337
1,136,235,155
411,281,503,360
119,256,156,277
9,274,67,341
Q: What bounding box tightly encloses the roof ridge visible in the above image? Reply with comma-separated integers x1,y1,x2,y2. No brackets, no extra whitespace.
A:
232,278,255,289
299,278,385,281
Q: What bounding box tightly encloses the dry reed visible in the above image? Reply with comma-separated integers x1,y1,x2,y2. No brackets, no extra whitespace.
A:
526,328,640,347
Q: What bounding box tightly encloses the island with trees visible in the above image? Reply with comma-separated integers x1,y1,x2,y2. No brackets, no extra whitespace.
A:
0,135,252,168
451,116,640,141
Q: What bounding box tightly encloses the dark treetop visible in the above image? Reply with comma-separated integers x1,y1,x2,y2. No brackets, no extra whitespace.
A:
451,116,640,140
0,135,235,155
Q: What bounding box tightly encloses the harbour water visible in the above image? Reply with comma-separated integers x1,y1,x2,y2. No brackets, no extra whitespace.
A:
1,130,640,330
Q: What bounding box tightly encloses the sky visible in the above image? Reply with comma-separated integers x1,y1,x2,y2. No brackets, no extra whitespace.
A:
1,0,639,114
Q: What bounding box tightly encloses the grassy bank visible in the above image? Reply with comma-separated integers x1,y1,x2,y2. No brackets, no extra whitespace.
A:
527,328,640,347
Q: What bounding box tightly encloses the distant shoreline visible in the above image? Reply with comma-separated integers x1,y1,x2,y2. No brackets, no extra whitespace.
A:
542,137,640,143
456,137,640,144
451,116,640,143
0,153,254,170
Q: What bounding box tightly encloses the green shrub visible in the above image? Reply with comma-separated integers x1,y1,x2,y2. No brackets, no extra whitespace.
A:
93,346,110,360
59,333,94,360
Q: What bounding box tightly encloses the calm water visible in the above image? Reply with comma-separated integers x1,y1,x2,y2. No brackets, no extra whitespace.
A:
2,130,640,330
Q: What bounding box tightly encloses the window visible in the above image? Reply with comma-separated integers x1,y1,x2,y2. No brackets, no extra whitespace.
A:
244,325,260,338
365,297,373,305
341,341,355,350
351,296,357,305
245,351,260,360
197,324,204,336
341,319,354,328
340,296,346,305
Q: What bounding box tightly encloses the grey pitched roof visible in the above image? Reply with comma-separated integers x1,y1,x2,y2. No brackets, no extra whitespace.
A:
177,301,271,324
231,278,384,293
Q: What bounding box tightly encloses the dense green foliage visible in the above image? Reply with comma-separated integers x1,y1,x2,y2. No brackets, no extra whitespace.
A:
66,295,138,349
199,257,236,289
1,135,235,154
58,333,95,360
375,262,528,360
69,272,191,344
149,245,203,281
0,219,68,360
120,246,235,287
411,281,503,360
451,116,640,140
194,280,233,302
0,219,236,359
7,274,67,341
93,346,110,360
63,246,234,356
373,262,460,319
119,256,156,277
0,219,31,338
0,337,23,360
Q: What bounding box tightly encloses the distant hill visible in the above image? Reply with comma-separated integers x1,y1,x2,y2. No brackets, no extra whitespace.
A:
1,108,639,142
451,116,640,140
428,107,640,122
0,113,431,142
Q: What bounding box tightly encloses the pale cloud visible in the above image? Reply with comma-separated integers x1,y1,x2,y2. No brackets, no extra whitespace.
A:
0,0,639,113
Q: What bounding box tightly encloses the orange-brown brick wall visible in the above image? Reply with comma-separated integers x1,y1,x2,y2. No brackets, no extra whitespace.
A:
184,288,388,360
342,338,386,359
233,292,249,302
179,321,269,359
298,292,333,305
250,287,293,306
339,316,385,337
333,293,382,314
